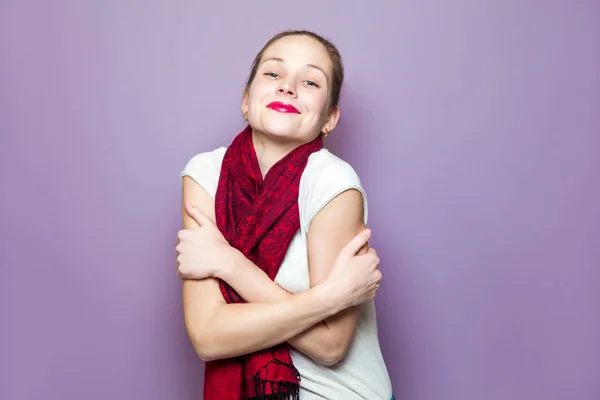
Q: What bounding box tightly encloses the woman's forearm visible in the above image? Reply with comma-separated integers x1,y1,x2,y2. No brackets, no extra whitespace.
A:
216,249,291,302
215,249,347,365
189,279,342,362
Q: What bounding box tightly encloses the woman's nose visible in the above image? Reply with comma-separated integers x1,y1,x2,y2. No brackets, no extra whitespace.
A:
277,81,296,97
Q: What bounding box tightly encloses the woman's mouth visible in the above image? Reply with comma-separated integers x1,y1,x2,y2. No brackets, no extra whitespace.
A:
266,102,301,114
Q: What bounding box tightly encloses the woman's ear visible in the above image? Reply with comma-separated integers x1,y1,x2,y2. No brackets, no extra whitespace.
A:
322,106,341,134
241,88,249,115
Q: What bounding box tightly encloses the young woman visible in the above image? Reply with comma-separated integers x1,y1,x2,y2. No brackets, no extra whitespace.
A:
176,30,393,400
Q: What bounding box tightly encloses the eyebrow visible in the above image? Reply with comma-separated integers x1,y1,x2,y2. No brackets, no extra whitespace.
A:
259,57,328,78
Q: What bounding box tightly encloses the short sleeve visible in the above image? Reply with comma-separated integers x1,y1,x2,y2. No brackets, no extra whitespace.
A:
180,147,227,199
299,150,368,234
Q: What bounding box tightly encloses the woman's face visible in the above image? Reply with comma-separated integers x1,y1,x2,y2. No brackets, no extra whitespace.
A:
242,35,339,144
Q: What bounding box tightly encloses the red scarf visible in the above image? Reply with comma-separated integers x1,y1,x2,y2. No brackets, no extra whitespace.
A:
204,125,323,400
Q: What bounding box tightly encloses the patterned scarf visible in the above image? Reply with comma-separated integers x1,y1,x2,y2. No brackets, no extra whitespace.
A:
204,125,323,399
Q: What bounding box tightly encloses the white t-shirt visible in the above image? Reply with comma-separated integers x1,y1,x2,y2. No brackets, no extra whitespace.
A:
181,147,393,400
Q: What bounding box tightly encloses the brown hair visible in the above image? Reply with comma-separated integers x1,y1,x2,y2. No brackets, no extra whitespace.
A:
245,30,344,110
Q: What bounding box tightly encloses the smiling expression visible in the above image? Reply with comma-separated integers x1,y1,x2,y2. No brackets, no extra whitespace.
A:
242,35,340,144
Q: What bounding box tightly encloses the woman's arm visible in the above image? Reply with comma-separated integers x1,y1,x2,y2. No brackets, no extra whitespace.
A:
180,176,378,362
211,188,368,366
298,187,368,364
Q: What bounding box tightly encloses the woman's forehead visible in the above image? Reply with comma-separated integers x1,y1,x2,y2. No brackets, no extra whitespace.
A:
261,35,331,71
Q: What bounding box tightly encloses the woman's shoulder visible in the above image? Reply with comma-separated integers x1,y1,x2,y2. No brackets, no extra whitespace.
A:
180,146,227,199
182,146,227,174
300,149,368,229
304,148,363,187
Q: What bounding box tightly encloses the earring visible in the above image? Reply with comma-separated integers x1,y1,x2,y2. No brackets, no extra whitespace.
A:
322,128,329,138
244,111,248,121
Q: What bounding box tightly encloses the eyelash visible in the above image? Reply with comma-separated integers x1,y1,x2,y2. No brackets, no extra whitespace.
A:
263,72,320,88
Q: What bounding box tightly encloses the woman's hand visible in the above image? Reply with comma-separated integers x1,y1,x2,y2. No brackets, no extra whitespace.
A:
176,202,235,280
323,229,382,310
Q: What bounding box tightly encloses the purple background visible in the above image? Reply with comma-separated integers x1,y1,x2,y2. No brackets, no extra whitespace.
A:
1,1,599,399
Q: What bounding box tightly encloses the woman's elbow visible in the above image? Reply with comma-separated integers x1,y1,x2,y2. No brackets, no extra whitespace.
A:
188,332,212,361
316,354,343,367
187,328,225,362
313,342,349,367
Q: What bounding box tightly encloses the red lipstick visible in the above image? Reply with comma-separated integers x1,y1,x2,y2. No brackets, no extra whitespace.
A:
266,101,300,114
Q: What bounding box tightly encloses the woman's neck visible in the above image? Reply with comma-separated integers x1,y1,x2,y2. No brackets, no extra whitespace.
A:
251,129,308,177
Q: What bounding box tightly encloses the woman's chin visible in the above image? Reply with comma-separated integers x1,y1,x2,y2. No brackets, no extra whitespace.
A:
259,120,300,140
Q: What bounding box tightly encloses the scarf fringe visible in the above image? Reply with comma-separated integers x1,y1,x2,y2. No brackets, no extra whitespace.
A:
249,382,300,400
251,357,301,400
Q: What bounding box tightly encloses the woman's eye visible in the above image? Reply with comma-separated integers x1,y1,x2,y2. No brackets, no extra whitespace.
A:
304,81,319,88
265,72,279,78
